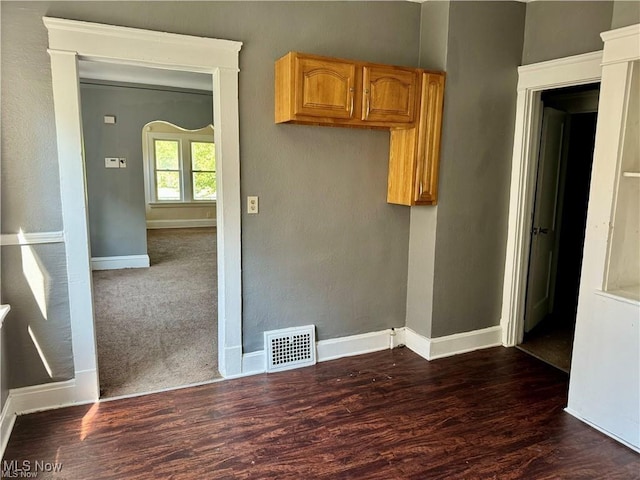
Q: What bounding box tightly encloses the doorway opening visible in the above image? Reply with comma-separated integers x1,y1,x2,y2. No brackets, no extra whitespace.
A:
518,83,600,373
44,17,244,405
79,67,222,398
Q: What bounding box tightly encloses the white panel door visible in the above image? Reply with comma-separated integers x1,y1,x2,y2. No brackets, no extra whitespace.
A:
524,107,566,333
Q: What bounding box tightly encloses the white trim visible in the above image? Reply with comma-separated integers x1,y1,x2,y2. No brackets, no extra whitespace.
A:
42,17,241,71
239,329,400,376
146,219,216,229
404,327,432,360
0,305,10,330
149,201,216,208
404,326,503,361
9,369,98,416
601,24,640,66
594,289,640,307
0,231,65,246
43,17,244,406
500,51,603,346
316,329,395,362
90,255,150,271
565,408,640,454
429,326,503,360
241,351,266,377
0,395,17,460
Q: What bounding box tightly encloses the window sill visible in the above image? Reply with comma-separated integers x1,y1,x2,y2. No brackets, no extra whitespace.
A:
149,201,216,209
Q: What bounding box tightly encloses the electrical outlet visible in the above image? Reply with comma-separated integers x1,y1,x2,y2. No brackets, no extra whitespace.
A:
247,196,259,214
119,158,127,168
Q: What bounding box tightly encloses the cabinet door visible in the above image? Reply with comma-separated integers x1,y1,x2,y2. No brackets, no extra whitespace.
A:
362,66,418,123
414,73,445,204
294,56,356,119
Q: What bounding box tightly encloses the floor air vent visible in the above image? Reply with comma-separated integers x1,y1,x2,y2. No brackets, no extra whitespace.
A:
264,325,316,373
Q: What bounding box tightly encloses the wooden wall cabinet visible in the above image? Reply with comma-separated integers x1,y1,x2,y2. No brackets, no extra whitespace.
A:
387,73,445,205
275,51,445,206
276,52,419,128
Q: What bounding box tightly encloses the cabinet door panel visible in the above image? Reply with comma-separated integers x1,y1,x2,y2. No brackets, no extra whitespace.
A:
363,66,418,123
415,73,445,204
294,57,356,119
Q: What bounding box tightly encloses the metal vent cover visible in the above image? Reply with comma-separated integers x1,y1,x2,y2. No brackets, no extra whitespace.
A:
264,325,316,373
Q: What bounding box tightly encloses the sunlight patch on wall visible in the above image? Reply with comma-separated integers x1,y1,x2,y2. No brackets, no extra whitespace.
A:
19,230,49,320
28,325,54,378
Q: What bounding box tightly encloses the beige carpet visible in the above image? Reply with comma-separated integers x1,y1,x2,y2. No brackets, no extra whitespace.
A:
93,228,220,398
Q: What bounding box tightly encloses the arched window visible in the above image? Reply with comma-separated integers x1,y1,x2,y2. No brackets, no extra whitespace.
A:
143,121,216,203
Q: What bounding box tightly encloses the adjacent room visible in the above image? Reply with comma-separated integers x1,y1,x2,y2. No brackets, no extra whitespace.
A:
1,1,638,478
79,65,220,398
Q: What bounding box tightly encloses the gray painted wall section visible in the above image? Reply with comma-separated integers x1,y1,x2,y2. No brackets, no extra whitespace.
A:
81,83,213,258
1,1,416,374
522,1,613,65
419,1,450,71
1,243,74,388
431,1,525,338
611,0,640,29
405,1,450,338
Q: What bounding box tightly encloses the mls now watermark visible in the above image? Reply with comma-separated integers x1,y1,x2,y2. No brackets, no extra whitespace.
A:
2,460,63,478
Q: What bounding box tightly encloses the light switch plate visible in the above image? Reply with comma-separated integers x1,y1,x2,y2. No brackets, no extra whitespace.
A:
119,158,127,168
247,196,259,214
105,157,119,168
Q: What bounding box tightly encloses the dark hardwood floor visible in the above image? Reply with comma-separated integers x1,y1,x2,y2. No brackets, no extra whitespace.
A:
3,347,638,479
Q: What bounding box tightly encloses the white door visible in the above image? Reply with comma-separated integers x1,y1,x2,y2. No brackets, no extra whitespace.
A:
524,107,566,332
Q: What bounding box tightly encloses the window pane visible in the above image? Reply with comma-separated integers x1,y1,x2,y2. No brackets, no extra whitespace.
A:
155,140,179,170
193,172,216,200
191,142,215,171
156,171,181,200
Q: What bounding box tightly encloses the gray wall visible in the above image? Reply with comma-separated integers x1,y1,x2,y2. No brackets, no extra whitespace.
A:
1,244,74,388
1,0,417,377
405,1,451,338
522,1,613,65
431,1,525,337
81,83,213,258
611,0,640,29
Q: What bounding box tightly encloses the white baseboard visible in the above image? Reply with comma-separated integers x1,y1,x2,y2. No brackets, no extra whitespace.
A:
241,328,398,376
240,351,266,377
146,219,216,229
91,255,150,271
404,326,503,361
1,369,98,459
565,407,640,453
316,329,394,362
404,327,432,359
10,369,98,416
1,395,17,459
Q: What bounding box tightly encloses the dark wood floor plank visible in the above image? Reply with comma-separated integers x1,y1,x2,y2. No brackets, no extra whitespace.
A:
3,347,638,479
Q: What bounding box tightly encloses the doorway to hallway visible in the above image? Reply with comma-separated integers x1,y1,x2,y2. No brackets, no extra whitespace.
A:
519,84,599,373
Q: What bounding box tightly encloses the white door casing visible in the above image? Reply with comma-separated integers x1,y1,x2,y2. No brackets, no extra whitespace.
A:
524,107,566,332
500,51,603,346
44,17,244,403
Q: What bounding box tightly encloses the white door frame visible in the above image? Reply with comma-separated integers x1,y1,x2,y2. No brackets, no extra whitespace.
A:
44,17,244,403
500,51,603,347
